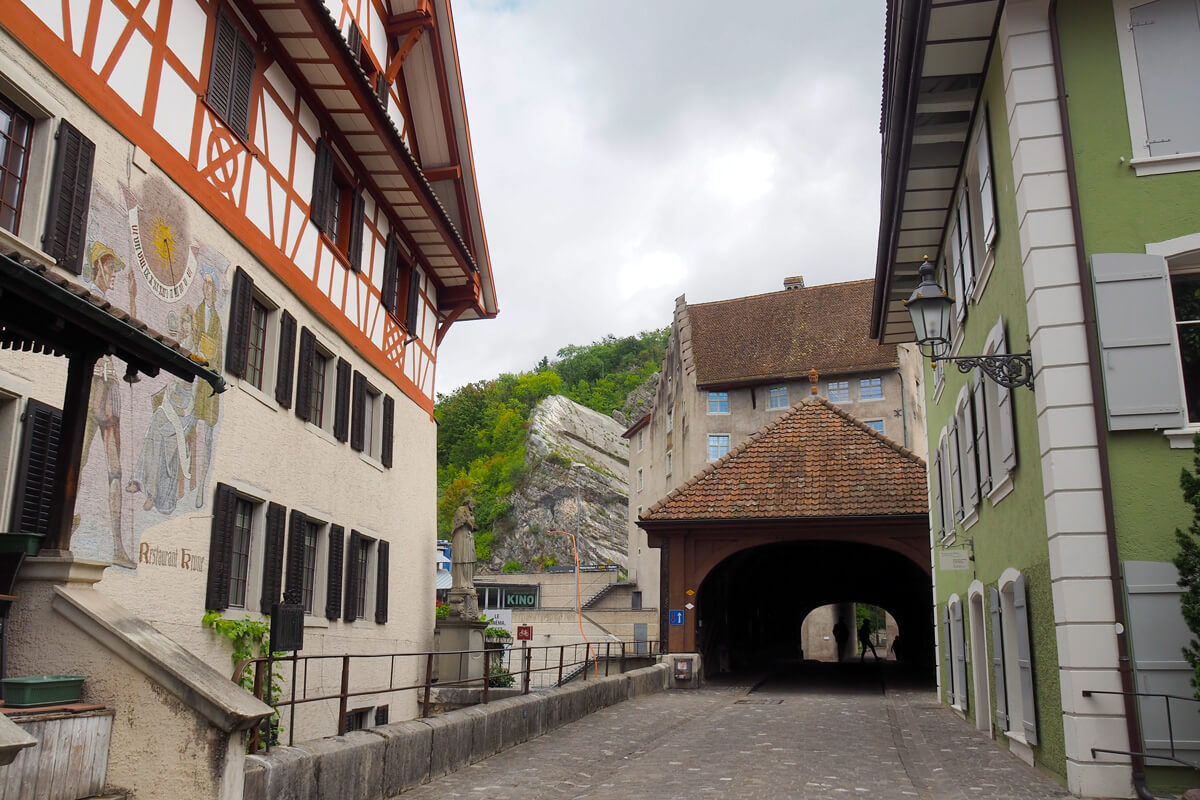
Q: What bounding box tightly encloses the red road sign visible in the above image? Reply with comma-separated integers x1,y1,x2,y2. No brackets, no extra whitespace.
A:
516,625,533,641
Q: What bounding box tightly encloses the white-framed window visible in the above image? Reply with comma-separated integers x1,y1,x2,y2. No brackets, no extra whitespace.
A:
934,429,952,541
707,391,729,414
827,381,849,403
1112,0,1200,175
228,495,257,608
981,318,1017,495
864,419,885,434
0,60,67,253
954,385,980,521
707,434,730,461
767,385,788,409
992,570,1039,750
859,377,883,400
637,428,644,452
665,449,672,476
309,343,334,431
944,595,968,712
1171,269,1200,423
362,382,382,459
637,468,643,493
300,517,327,616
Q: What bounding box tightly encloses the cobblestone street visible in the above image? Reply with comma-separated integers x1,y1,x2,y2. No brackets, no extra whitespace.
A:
396,663,1072,800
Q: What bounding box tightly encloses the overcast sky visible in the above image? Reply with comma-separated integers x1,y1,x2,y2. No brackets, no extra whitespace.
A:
435,1,887,396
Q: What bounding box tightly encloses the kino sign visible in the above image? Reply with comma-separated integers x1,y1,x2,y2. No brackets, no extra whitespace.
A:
502,588,537,608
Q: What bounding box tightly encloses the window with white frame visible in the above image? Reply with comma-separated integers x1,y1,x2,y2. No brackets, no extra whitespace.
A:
637,428,644,452
1112,0,1200,174
707,391,729,414
300,518,323,615
944,596,968,712
637,468,643,492
767,385,788,409
1171,271,1200,422
665,449,672,476
945,106,999,323
827,381,849,403
864,419,885,434
228,496,256,608
708,434,730,461
982,318,1017,489
992,571,1039,746
362,383,381,458
859,377,883,400
934,430,952,541
0,70,71,255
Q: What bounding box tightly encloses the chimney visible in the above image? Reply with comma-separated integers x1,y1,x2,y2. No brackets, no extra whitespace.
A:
784,275,805,290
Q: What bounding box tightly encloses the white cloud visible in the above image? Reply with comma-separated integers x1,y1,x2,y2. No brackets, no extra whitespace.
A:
435,1,886,395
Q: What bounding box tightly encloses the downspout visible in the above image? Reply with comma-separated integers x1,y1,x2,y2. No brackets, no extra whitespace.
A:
1047,4,1153,797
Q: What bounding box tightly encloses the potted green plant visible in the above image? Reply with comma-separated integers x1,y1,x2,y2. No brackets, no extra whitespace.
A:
0,531,45,556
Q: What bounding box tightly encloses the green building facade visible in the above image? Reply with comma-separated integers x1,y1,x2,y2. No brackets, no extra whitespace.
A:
873,1,1200,796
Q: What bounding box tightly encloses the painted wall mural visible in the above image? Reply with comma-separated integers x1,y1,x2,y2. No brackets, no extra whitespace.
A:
71,175,229,569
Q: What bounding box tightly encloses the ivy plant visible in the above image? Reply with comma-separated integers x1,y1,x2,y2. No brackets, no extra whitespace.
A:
202,610,286,746
1175,434,1200,696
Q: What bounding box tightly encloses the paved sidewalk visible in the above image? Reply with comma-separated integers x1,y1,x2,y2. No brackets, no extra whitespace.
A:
395,663,1073,799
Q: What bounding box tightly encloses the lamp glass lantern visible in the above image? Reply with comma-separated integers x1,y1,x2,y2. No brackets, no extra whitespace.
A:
904,257,954,360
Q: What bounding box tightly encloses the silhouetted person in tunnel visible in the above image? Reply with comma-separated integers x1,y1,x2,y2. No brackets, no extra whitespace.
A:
832,621,849,662
859,618,879,662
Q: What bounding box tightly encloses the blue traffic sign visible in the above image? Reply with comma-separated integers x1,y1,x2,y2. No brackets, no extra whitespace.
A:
669,609,685,625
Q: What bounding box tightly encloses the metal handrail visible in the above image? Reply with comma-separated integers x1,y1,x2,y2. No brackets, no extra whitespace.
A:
1082,688,1200,769
234,639,660,753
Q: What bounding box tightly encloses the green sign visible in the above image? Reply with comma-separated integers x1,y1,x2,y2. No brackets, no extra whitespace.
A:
503,588,537,608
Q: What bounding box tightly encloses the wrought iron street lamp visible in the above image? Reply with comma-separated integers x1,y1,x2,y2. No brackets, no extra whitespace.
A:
904,256,1035,390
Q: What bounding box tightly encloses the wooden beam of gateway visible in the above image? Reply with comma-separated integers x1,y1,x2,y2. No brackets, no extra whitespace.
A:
0,252,225,551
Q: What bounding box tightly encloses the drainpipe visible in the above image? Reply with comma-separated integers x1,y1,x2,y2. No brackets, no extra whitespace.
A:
1047,4,1152,798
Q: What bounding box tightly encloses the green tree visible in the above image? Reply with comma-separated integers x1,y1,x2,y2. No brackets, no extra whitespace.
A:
1175,433,1200,694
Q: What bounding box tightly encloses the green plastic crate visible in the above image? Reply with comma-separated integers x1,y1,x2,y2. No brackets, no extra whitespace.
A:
0,532,45,556
2,676,85,707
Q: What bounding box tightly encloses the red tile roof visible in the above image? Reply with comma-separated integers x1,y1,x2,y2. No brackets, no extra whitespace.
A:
640,397,927,523
687,279,898,387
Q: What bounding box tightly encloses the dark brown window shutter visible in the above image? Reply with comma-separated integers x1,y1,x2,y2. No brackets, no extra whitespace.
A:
275,311,296,408
381,395,395,469
350,372,366,452
42,120,95,275
284,509,308,604
326,524,345,620
404,267,421,335
334,358,352,442
260,502,286,612
295,327,315,421
225,267,254,378
374,705,389,726
346,23,362,57
375,73,389,111
347,189,366,272
227,31,256,140
204,483,237,610
10,399,61,536
208,11,237,127
374,540,389,623
311,139,334,235
344,531,362,621
381,235,400,313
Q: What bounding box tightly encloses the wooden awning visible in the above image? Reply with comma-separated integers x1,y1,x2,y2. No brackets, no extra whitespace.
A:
0,252,225,394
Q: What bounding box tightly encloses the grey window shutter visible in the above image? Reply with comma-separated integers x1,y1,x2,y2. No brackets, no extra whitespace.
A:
347,189,365,271
225,267,254,379
311,139,334,235
952,600,968,713
1091,253,1187,430
326,525,344,620
948,420,963,521
933,450,945,539
961,401,979,511
10,399,61,536
208,11,237,127
943,604,956,705
381,395,394,468
375,540,389,623
284,510,307,604
989,586,1008,730
993,332,1018,471
204,483,237,610
375,73,389,111
404,267,421,335
950,216,967,324
334,358,352,442
972,374,992,495
260,502,286,612
275,310,296,408
351,371,366,452
1130,0,1200,156
346,22,362,56
42,120,95,275
294,327,314,421
977,106,998,249
1013,573,1038,745
957,190,976,298
344,531,363,621
381,235,400,313
227,31,256,141
939,438,952,536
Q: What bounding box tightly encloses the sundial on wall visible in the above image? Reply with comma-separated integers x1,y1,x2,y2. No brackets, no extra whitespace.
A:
131,176,195,302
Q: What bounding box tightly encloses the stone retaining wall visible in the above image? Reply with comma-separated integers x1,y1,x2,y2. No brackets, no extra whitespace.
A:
243,662,670,799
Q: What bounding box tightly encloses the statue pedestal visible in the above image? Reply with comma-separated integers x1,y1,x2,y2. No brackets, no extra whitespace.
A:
434,617,488,687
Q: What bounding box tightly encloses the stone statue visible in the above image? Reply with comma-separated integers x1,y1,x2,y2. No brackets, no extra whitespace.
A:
448,498,480,619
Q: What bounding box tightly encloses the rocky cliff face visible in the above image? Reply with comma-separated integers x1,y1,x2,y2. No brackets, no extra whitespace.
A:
487,395,630,570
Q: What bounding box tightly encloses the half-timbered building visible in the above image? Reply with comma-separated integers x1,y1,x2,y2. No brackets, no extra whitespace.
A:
0,0,494,744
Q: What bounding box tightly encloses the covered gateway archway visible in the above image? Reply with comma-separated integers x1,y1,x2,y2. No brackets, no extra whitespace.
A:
638,398,931,674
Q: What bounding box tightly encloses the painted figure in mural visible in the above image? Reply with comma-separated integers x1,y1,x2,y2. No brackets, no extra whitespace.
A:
448,498,480,619
127,310,197,515
76,243,135,567
191,270,222,507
